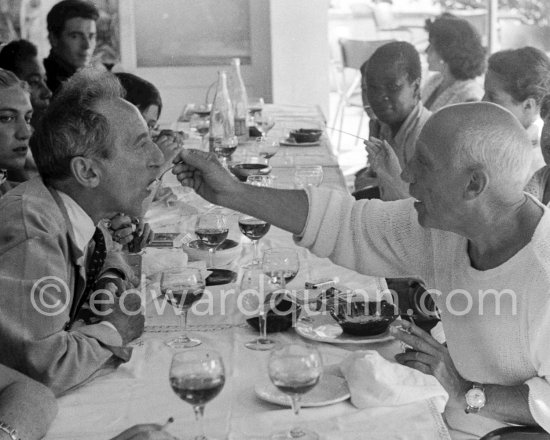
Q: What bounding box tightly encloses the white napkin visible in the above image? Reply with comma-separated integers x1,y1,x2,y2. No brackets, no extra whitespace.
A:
142,247,188,276
340,350,449,413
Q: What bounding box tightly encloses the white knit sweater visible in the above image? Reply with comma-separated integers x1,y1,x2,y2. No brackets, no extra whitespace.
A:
296,188,550,435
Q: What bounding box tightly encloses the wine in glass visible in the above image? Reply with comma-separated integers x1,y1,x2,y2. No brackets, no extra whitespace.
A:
262,248,300,289
169,349,225,440
195,213,229,268
190,110,210,148
161,267,205,348
240,268,278,350
268,344,323,440
256,137,280,165
213,135,238,168
239,214,270,268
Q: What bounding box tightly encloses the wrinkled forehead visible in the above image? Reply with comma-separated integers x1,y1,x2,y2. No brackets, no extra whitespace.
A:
94,97,146,140
366,59,408,83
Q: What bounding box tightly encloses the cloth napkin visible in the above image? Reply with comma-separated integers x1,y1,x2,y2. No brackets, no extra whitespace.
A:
339,350,449,413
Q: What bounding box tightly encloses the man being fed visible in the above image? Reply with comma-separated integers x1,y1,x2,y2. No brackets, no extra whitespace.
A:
172,102,550,437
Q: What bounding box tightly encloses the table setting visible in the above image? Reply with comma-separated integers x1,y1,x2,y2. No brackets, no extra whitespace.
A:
43,104,451,440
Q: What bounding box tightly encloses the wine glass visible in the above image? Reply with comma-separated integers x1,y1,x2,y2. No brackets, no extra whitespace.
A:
293,166,324,189
262,248,300,289
161,267,205,348
255,113,275,139
256,137,280,165
190,110,210,148
268,344,323,440
240,268,278,350
195,213,229,268
213,135,238,168
169,349,225,440
246,174,274,187
239,214,270,268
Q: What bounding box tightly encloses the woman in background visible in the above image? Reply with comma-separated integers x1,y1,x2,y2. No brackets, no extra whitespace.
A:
422,15,486,111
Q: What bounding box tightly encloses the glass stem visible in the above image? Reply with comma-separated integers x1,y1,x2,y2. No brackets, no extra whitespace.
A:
180,308,190,342
258,310,267,342
289,395,305,438
193,404,206,440
208,248,214,268
252,239,259,264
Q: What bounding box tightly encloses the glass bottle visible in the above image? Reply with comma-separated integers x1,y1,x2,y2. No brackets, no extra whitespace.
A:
228,58,249,143
209,70,235,153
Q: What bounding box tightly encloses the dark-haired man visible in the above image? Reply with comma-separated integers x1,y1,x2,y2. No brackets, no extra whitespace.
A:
0,39,52,126
355,41,432,201
44,0,98,94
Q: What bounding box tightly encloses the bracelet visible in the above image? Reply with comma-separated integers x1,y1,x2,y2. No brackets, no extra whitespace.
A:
0,421,19,440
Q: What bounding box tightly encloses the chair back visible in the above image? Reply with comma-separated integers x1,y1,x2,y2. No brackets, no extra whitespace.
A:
480,426,550,439
339,38,396,71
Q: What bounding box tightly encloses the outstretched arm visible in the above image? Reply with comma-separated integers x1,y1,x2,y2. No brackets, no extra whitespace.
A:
172,149,309,235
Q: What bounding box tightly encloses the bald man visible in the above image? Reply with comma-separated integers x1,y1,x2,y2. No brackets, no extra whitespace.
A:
171,102,550,437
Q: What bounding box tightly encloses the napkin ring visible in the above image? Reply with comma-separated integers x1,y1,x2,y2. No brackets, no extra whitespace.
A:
0,421,20,440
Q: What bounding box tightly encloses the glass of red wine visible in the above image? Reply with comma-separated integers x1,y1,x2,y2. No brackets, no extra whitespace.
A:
262,248,300,290
256,136,280,165
169,349,225,440
239,214,270,268
213,135,238,168
195,213,229,268
268,344,323,440
161,267,205,348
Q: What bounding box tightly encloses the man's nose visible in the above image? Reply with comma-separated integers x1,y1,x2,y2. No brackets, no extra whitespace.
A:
82,36,92,50
149,141,165,169
40,79,52,99
16,119,31,140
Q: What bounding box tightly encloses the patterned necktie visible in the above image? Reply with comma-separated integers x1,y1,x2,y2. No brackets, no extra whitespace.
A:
65,227,107,330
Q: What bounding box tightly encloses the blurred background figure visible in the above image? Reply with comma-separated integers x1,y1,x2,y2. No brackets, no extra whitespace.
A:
44,0,99,94
0,39,52,126
422,15,486,111
483,47,550,178
525,94,550,205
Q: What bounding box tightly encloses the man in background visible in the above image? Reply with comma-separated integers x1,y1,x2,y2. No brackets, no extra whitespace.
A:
44,0,98,94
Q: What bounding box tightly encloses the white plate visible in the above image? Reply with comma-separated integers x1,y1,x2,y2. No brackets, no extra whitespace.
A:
295,312,393,345
255,374,350,407
279,137,321,147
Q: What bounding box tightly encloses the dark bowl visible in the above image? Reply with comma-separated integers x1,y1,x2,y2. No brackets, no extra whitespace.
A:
330,299,398,336
246,299,301,333
290,128,323,143
229,162,272,182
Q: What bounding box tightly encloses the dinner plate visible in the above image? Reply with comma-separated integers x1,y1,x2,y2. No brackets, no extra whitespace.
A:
255,374,350,407
295,312,394,344
279,137,321,147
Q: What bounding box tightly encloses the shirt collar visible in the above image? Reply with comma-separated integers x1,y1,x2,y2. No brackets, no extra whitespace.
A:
0,169,6,186
56,190,96,252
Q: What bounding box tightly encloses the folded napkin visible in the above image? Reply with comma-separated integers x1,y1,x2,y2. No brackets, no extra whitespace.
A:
340,350,449,413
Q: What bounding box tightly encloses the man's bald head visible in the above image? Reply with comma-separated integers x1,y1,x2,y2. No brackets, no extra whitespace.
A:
420,102,532,189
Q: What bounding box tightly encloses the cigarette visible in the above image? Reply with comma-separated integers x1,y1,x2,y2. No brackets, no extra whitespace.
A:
161,417,174,429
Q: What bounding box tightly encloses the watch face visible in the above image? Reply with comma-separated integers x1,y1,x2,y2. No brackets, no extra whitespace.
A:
466,388,486,408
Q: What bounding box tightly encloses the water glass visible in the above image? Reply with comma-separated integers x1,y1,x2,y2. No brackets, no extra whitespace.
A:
169,350,225,440
294,166,324,189
195,213,229,268
262,248,300,289
246,174,274,187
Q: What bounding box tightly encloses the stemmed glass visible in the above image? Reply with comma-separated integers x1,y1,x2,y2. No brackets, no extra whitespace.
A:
256,137,281,166
161,267,205,348
195,213,229,268
213,135,238,168
169,349,225,440
255,113,275,140
262,248,300,289
238,214,270,268
293,166,324,189
189,110,210,148
268,344,323,440
240,268,278,350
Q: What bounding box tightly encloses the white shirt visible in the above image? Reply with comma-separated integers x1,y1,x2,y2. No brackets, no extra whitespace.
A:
57,190,119,334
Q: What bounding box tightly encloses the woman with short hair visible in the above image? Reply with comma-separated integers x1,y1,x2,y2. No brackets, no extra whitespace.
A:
422,16,486,111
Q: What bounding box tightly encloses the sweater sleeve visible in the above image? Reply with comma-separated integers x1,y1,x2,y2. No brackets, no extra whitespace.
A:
295,188,433,279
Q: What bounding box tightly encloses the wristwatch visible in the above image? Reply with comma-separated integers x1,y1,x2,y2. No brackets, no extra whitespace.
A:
465,383,486,414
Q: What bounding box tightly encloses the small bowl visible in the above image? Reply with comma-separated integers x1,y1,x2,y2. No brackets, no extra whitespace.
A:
229,162,272,182
182,239,241,267
246,299,302,333
289,128,323,143
330,299,397,336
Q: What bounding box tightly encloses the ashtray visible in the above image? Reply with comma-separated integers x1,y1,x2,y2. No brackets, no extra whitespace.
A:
246,299,301,333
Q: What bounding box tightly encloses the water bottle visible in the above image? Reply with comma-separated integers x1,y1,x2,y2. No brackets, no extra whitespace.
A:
228,58,249,142
209,70,235,154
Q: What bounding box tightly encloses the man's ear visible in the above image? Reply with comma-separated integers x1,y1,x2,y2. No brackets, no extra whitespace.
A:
70,157,101,188
464,166,488,200
522,97,539,120
48,33,58,49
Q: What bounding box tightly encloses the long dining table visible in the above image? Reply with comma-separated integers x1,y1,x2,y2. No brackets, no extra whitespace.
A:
44,104,451,440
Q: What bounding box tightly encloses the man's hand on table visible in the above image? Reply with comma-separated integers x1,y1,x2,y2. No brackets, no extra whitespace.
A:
391,320,470,409
111,424,178,440
172,149,239,205
96,278,145,345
